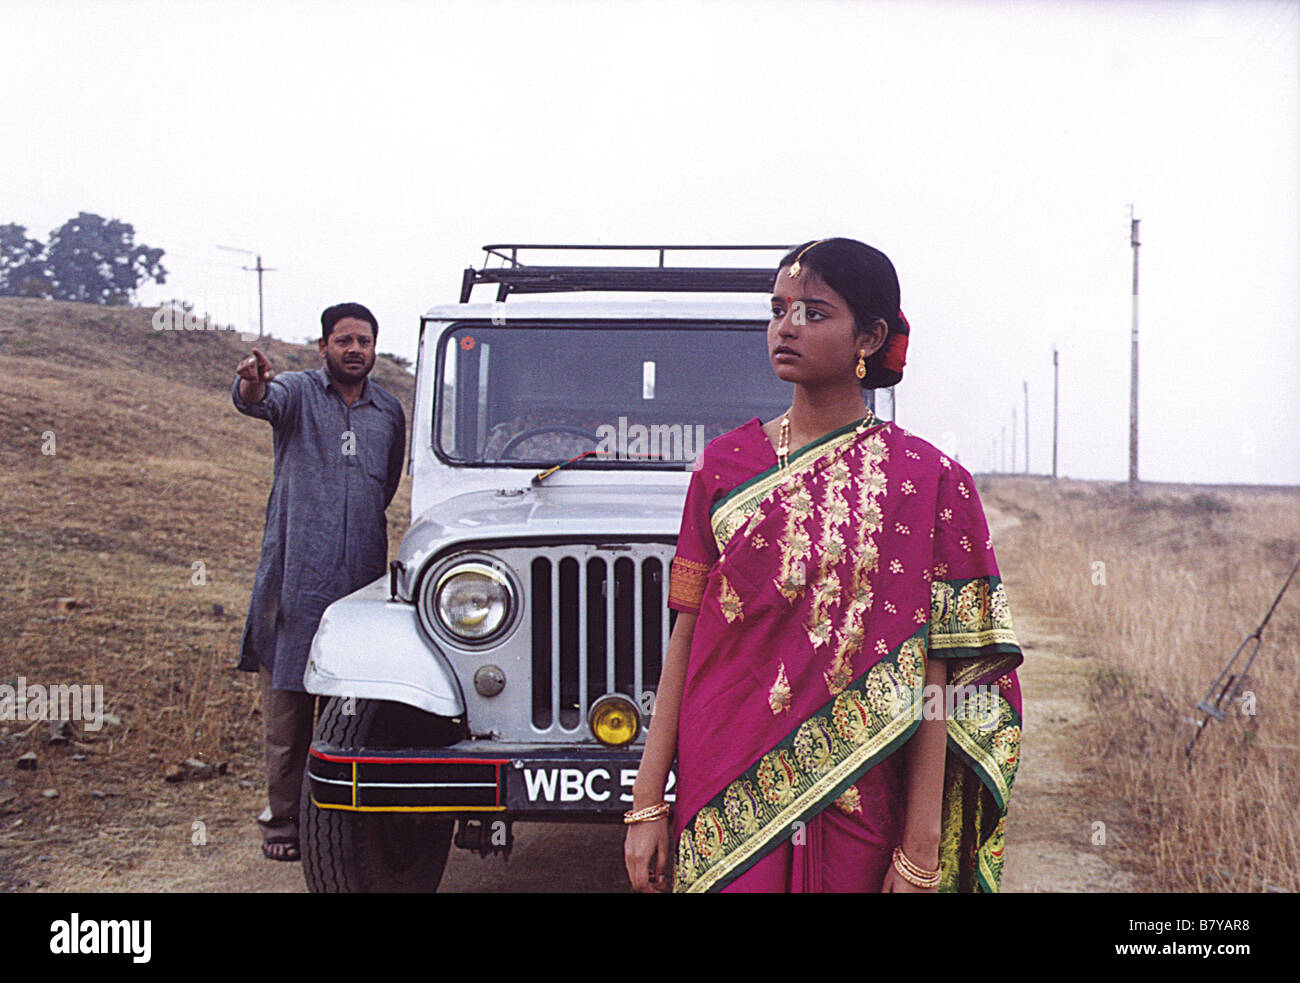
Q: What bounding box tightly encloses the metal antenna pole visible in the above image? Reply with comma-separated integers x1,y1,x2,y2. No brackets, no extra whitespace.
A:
1023,380,1030,475
1052,347,1060,482
1128,207,1141,495
246,255,276,339
217,245,276,339
1011,406,1017,474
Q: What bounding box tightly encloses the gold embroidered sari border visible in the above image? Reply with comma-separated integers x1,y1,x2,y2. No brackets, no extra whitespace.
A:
930,628,1021,651
709,419,883,557
684,696,921,893
946,651,1021,689
673,625,928,894
946,698,1022,811
668,557,710,610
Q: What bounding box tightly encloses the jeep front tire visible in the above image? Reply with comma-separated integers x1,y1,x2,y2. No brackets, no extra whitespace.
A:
301,697,456,893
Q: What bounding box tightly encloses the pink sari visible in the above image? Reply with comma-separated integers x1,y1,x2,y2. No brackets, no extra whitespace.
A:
667,414,1023,892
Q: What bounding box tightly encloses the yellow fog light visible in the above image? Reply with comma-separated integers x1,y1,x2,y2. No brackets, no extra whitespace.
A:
589,694,641,747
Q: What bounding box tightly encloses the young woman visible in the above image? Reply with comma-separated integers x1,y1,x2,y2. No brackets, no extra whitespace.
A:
624,237,1024,893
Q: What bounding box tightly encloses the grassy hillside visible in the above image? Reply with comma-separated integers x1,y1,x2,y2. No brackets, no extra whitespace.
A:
0,297,414,836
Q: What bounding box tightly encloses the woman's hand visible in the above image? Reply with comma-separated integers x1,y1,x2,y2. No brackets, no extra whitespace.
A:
625,818,672,893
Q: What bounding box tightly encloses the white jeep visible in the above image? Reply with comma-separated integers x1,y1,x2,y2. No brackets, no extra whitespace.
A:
298,244,884,892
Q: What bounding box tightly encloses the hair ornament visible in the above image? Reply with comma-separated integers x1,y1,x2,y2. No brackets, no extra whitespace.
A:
788,238,830,278
881,309,911,373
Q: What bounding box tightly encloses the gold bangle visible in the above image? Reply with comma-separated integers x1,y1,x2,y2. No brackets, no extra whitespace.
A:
624,802,671,824
894,846,940,881
893,845,937,876
892,846,941,888
893,849,940,888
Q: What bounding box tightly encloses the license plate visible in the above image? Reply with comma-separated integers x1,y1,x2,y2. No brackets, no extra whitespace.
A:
507,759,677,812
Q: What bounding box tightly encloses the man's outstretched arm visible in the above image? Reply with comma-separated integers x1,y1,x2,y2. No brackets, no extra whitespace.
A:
233,349,293,426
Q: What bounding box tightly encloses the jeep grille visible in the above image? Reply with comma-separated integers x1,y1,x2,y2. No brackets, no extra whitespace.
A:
527,546,676,733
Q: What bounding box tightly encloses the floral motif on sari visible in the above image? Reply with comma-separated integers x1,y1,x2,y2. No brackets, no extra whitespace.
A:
834,787,863,815
718,575,744,623
819,440,888,696
768,662,792,715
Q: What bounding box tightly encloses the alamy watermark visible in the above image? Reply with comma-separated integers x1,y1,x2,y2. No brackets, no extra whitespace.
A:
0,676,104,731
910,682,1003,726
152,300,256,341
594,415,707,464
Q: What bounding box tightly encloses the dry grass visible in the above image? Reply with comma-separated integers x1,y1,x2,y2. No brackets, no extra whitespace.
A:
0,298,413,875
984,475,1300,892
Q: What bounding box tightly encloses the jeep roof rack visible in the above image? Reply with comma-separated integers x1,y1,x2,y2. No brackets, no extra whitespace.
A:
459,243,792,302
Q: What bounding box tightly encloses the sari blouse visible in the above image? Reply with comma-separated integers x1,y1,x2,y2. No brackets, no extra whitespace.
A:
666,415,1024,892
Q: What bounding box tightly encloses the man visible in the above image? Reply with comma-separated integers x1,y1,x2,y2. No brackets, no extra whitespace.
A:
232,302,406,861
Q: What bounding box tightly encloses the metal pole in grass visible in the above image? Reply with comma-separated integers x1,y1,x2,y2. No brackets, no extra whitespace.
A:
1023,379,1029,475
1052,347,1059,482
1185,553,1300,758
1127,207,1140,497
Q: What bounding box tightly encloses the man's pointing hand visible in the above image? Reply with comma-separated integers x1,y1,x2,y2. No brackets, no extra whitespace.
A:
237,349,275,383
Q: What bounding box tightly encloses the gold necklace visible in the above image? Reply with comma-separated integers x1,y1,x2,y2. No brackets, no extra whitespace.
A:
778,406,877,471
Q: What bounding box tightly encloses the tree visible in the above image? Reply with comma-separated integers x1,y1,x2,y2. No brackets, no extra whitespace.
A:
42,212,167,305
0,223,50,297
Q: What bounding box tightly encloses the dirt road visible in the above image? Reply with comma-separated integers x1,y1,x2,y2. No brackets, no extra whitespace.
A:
988,503,1139,893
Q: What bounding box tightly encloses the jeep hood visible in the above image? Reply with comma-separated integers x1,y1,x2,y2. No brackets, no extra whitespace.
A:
396,483,688,598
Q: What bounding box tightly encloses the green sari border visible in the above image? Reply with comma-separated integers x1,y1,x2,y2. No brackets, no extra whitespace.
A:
945,699,1022,811
932,632,1021,653
978,842,1000,893
708,716,921,893
673,623,927,894
930,576,1020,655
944,648,1022,688
709,414,880,524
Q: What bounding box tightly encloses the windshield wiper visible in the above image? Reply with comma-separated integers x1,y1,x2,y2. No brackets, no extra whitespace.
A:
531,450,678,485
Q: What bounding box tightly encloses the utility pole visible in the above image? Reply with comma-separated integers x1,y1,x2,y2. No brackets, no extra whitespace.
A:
1023,379,1029,475
1052,346,1060,482
218,245,276,339
1011,406,1017,474
1001,425,1007,472
1128,208,1140,495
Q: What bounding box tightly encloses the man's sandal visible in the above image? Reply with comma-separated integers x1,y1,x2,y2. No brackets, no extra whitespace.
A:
262,837,301,862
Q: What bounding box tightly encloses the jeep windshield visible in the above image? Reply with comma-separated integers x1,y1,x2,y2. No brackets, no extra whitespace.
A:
435,322,791,468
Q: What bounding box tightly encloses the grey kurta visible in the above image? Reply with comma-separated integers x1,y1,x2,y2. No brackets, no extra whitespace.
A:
233,368,406,691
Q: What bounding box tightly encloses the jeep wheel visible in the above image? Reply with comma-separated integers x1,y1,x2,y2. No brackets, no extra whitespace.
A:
301,697,457,893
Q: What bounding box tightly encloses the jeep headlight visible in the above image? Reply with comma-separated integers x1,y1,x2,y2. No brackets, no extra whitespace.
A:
419,560,515,643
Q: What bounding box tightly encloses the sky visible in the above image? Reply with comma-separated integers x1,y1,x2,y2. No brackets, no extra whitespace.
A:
3,0,1297,484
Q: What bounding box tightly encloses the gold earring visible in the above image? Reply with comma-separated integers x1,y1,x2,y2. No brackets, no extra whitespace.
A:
855,349,867,379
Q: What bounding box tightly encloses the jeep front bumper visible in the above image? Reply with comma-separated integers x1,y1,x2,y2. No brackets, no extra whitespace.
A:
307,741,675,820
